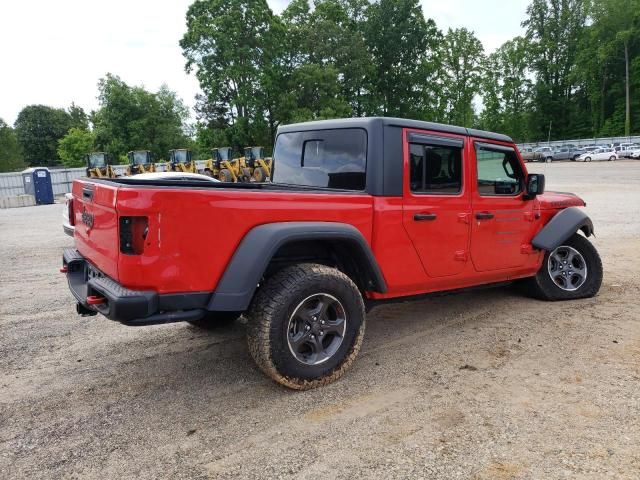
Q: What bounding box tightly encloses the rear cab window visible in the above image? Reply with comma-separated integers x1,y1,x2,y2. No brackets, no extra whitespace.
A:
272,128,367,190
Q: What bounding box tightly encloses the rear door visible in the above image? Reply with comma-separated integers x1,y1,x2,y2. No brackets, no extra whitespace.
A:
470,141,533,271
72,179,120,280
402,130,471,277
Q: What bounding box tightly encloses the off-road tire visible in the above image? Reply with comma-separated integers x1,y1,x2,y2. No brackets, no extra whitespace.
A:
246,263,366,390
188,311,240,330
526,233,602,301
252,166,268,183
218,169,233,182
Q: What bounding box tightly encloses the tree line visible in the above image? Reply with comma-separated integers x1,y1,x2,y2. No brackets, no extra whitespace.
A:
184,0,639,149
1,0,638,173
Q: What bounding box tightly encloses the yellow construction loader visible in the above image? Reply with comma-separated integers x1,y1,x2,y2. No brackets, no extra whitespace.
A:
128,150,155,175
168,149,196,173
85,152,115,178
244,146,272,182
215,147,249,182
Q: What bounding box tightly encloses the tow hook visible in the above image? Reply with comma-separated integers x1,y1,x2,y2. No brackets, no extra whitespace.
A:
86,295,106,305
76,303,97,317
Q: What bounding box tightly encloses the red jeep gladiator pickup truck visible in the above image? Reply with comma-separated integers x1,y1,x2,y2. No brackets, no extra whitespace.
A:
62,117,602,389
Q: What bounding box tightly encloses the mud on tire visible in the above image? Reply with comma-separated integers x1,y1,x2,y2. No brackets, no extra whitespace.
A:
246,263,366,390
526,233,602,301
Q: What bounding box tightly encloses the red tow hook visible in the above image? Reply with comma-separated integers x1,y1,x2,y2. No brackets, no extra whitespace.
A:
86,295,106,305
60,266,68,273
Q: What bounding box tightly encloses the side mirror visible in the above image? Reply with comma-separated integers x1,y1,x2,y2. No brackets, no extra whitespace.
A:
525,173,545,199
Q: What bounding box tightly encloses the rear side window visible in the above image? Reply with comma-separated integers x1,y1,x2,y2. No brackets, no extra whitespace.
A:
409,143,463,194
272,128,367,190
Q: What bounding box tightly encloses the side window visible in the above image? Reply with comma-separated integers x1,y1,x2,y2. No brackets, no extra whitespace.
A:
409,143,463,194
476,144,524,196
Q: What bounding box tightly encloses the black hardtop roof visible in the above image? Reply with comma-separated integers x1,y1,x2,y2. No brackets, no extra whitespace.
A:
277,117,513,143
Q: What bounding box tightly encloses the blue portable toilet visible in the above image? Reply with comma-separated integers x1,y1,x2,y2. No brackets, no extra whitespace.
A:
21,167,54,205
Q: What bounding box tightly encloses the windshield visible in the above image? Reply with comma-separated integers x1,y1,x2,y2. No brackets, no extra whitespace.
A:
219,148,231,161
251,147,263,159
88,153,106,168
132,152,149,165
173,150,188,163
272,128,367,190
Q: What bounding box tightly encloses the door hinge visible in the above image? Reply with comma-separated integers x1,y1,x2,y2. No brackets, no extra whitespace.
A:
454,250,468,261
458,212,470,224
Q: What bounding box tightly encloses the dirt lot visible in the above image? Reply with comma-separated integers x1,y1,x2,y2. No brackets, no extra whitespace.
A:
1,160,639,479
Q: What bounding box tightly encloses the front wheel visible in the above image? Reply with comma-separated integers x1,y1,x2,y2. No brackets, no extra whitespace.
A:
546,156,553,163
609,156,616,161
246,263,365,390
585,156,592,162
525,233,602,301
218,168,233,182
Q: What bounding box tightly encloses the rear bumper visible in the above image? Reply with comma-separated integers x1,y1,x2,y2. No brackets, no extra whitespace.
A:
62,248,209,326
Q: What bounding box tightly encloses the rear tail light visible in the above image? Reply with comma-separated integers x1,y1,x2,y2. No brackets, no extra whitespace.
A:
67,197,75,226
119,216,148,255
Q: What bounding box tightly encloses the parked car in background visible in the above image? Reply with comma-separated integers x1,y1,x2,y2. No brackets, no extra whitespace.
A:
628,148,640,159
553,147,583,161
618,144,640,158
534,146,555,162
519,147,545,162
576,148,618,162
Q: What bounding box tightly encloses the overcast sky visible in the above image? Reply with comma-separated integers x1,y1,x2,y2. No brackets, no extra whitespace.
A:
0,0,530,126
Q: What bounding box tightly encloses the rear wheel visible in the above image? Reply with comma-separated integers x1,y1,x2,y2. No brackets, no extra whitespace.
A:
525,233,602,301
585,156,592,162
609,155,616,161
246,263,365,390
546,156,553,163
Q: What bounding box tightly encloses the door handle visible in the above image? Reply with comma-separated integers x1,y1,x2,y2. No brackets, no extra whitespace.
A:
475,212,494,220
414,213,437,221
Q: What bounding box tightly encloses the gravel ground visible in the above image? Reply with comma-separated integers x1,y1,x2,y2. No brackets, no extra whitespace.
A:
1,160,639,479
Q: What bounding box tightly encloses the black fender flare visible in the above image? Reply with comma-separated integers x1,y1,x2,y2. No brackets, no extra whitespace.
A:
208,222,387,311
531,207,594,251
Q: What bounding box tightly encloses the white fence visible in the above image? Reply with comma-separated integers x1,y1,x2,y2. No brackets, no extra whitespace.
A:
0,167,86,198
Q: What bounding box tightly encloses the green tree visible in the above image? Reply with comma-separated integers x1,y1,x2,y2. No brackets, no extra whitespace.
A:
584,0,640,136
364,0,441,117
13,105,74,166
181,0,277,144
92,74,190,160
57,128,95,167
441,28,485,127
0,119,25,172
479,37,532,141
523,0,587,140
68,102,90,130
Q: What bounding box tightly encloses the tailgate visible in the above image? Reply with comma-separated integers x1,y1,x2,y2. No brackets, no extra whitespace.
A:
72,179,120,280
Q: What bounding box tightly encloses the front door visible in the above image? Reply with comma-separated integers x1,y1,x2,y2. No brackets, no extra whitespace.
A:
402,131,471,278
470,141,533,271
